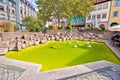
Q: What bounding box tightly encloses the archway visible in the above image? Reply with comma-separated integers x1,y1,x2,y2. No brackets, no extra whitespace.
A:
110,22,118,27
99,24,105,28
99,24,105,30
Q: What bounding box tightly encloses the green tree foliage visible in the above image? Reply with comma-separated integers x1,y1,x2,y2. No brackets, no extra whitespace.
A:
36,0,95,27
66,19,72,30
14,24,19,31
22,16,44,32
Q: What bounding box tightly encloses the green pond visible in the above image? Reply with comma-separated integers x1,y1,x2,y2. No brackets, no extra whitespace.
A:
5,40,120,71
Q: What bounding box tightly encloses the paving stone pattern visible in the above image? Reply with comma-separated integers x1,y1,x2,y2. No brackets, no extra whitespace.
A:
60,66,120,80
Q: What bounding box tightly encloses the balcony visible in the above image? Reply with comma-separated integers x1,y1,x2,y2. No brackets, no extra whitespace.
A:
8,0,16,3
10,17,16,22
0,14,6,20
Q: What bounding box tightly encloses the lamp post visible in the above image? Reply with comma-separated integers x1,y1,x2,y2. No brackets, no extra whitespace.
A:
6,0,10,21
6,5,10,20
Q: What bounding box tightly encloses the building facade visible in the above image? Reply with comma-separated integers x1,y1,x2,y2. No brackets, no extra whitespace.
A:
0,0,36,30
109,0,120,27
71,16,86,27
50,0,120,29
0,0,16,22
86,0,111,29
16,0,36,30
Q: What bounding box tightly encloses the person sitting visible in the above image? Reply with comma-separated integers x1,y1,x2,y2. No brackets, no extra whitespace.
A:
111,34,120,46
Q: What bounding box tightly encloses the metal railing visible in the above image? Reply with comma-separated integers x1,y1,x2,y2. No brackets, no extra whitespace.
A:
0,64,25,80
60,66,120,80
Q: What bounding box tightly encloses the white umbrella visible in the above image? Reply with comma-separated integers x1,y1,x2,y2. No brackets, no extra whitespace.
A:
109,25,120,31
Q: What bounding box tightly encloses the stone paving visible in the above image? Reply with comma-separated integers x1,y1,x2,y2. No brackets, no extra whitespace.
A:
0,56,42,80
60,66,120,80
0,57,120,80
36,60,120,80
104,40,120,59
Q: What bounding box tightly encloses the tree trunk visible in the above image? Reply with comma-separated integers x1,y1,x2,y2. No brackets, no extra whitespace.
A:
58,12,60,27
57,0,60,27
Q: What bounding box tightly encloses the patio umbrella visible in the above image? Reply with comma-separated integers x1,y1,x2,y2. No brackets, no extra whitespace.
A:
109,25,120,31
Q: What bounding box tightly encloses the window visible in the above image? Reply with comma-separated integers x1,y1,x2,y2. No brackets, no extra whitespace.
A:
20,1,22,5
24,11,26,16
0,6,4,11
93,6,96,11
11,17,16,21
97,4,102,10
0,14,6,19
102,13,107,19
20,10,22,14
8,9,10,13
24,4,26,10
97,14,101,19
87,16,91,20
103,3,108,9
92,15,96,19
114,0,120,6
113,11,118,17
1,14,5,16
12,10,15,14
9,1,12,6
12,3,15,7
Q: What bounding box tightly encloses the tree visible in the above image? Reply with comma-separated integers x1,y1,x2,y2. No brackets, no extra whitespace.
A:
36,0,95,27
22,16,44,32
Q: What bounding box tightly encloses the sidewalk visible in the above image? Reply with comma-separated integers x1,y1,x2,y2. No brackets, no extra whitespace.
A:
104,40,120,59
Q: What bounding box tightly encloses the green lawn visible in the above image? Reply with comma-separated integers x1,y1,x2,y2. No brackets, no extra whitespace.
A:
5,40,120,71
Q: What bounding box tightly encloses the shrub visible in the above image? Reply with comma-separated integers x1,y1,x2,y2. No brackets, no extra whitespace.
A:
49,25,53,29
22,16,44,32
66,20,72,30
65,25,72,30
94,27,101,30
2,21,14,32
21,30,28,32
99,24,106,30
84,26,90,30
61,24,65,29
14,24,19,31
53,26,59,30
100,27,105,30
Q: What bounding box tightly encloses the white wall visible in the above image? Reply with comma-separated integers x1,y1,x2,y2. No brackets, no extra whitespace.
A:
86,1,111,25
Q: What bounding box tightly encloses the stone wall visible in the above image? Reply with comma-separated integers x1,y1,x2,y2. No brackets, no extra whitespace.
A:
0,30,115,54
0,32,43,41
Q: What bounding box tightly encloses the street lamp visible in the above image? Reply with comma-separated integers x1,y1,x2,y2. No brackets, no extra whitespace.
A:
6,6,10,20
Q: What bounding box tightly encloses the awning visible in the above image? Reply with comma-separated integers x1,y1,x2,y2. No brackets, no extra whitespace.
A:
109,25,120,31
72,24,85,27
